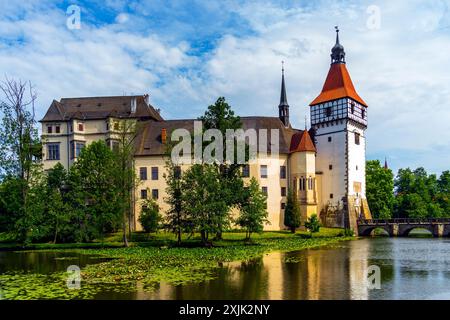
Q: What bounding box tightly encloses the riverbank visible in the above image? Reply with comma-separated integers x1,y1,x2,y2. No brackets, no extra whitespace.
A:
0,228,352,299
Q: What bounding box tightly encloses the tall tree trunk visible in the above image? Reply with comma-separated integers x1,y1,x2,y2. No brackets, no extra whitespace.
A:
122,220,129,247
177,229,181,246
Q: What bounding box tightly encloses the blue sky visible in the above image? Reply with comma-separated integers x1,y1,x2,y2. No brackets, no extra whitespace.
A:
1,0,450,175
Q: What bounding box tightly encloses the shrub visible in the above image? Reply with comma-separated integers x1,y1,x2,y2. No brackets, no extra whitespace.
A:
304,214,320,234
138,198,161,233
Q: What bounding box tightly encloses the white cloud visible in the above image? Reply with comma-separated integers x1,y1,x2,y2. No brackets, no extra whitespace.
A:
115,13,129,24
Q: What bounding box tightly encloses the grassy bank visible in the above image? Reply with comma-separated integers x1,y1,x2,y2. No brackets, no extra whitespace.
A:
0,229,352,299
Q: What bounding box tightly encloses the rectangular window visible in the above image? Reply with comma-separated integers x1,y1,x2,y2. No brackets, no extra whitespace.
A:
114,122,119,131
47,126,52,134
151,167,159,180
325,107,332,117
280,166,286,179
74,142,85,158
328,136,332,142
262,186,268,195
281,187,287,197
111,140,119,152
281,203,286,210
329,164,333,170
140,189,147,200
47,143,60,160
330,193,334,199
78,123,84,131
55,125,60,134
355,132,360,145
260,165,268,178
152,189,159,200
106,122,109,131
308,177,313,190
140,167,147,180
242,164,250,178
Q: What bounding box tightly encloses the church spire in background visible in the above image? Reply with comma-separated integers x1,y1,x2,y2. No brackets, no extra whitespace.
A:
278,61,290,127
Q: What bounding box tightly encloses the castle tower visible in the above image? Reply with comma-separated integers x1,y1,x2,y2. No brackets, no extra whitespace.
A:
309,27,371,231
289,129,317,222
278,62,290,127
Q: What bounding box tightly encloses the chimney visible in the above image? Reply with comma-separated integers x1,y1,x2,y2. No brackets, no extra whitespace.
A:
143,94,149,105
161,128,167,144
131,97,137,113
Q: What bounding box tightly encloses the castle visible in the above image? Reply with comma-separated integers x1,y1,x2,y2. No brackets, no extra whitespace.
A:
40,29,372,232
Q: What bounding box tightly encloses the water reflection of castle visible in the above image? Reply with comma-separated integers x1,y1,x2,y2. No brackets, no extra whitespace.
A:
141,240,374,300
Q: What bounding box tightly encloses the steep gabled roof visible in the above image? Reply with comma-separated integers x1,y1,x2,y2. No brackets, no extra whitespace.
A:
289,129,316,153
134,117,299,156
40,95,163,122
309,63,367,107
41,100,65,121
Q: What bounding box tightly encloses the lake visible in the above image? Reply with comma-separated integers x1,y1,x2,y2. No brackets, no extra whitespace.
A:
2,237,450,299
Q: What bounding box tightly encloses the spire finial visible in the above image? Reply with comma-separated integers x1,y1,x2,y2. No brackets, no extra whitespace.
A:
282,60,285,74
331,26,345,64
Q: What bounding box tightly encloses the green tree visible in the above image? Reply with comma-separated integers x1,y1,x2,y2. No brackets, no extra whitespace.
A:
437,171,450,216
164,161,188,245
139,195,161,233
236,177,268,240
284,189,301,233
182,164,226,245
394,167,443,218
68,141,121,241
366,160,394,219
112,119,140,247
0,177,25,233
45,163,73,243
395,193,428,218
199,97,245,240
0,78,41,240
305,214,321,234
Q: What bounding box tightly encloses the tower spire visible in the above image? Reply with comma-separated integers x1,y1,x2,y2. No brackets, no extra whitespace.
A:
331,26,346,64
278,61,290,127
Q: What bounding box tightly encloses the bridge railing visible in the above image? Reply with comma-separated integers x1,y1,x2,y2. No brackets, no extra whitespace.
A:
358,218,450,225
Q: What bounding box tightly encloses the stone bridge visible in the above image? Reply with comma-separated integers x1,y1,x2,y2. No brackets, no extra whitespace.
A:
357,218,450,237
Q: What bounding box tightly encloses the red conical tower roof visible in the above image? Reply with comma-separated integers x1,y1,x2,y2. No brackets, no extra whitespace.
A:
310,28,367,107
310,63,367,107
290,129,316,153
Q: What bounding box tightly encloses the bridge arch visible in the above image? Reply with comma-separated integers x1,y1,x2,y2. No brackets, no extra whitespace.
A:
398,225,433,237
358,225,391,237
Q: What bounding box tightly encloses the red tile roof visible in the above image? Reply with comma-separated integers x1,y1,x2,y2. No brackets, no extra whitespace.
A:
309,63,367,107
289,129,316,153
